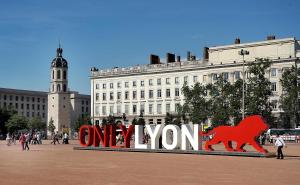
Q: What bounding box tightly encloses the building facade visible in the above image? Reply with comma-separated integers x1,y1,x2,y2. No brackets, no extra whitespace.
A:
0,46,90,134
0,88,48,122
90,36,300,126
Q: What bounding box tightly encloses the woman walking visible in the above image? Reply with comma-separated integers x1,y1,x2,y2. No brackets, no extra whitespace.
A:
19,133,26,150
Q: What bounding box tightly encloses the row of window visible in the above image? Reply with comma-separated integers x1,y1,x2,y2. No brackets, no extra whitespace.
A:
95,88,181,101
0,94,46,103
1,102,46,110
81,100,89,105
52,70,67,80
96,99,281,116
81,106,89,113
51,84,67,92
22,111,46,118
95,82,278,102
95,68,279,90
95,102,180,116
96,76,198,90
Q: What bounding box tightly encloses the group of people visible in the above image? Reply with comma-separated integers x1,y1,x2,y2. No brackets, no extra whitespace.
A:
5,133,16,146
5,131,43,151
50,132,69,145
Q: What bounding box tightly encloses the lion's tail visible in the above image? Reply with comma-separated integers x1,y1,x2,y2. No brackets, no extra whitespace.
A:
201,129,215,136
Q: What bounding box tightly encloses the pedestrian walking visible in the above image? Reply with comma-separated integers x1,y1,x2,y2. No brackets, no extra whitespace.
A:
24,132,30,150
12,133,16,145
6,133,11,146
37,132,42,144
55,132,60,144
51,132,60,145
19,133,26,150
275,134,286,159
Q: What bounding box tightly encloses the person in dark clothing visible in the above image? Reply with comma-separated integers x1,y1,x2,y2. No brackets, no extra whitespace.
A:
24,132,30,150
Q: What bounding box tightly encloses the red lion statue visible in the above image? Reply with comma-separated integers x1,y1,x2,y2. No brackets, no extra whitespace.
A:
202,115,269,153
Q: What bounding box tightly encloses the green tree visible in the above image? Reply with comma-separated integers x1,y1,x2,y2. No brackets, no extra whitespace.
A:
0,108,17,134
164,112,181,127
107,115,116,125
137,113,146,125
47,118,56,134
101,118,108,126
131,117,138,125
28,117,46,131
181,82,210,124
73,115,91,132
245,58,274,125
6,114,28,133
207,76,232,127
280,65,300,128
175,104,189,124
227,79,243,125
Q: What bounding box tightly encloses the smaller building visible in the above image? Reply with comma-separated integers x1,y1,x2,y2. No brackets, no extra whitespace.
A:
0,88,48,122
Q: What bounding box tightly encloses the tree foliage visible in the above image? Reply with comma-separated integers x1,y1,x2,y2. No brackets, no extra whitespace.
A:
102,118,108,126
131,117,138,125
137,113,146,125
73,114,91,132
6,114,28,133
182,82,210,124
28,117,46,131
181,58,275,128
107,115,116,125
207,76,232,127
47,118,56,134
0,108,17,134
245,59,274,125
164,112,182,127
280,65,300,128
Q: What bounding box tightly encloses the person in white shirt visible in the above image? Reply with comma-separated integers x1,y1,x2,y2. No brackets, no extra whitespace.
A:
63,133,69,144
6,133,11,146
275,134,286,159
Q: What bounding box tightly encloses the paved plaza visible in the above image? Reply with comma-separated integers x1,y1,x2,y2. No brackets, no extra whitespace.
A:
0,140,299,185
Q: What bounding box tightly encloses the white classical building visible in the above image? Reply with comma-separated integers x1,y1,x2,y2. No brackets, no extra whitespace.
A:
90,36,300,126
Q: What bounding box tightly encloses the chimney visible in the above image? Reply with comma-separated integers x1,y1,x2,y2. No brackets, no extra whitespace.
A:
203,47,209,60
166,53,175,63
267,35,276,40
176,56,181,62
187,51,191,61
234,38,241,44
150,54,160,64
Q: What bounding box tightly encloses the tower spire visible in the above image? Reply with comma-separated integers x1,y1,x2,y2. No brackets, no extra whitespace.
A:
56,39,63,57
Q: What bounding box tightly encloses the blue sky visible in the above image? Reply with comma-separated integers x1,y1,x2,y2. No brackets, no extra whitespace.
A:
0,0,299,94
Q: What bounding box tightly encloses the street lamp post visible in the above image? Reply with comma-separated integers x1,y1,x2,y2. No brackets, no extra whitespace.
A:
295,57,299,127
90,67,98,126
238,49,249,119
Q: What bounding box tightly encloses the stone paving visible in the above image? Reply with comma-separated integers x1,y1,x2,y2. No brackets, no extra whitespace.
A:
0,140,299,185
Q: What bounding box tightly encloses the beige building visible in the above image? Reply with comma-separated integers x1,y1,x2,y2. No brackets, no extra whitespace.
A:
90,36,299,126
0,88,48,122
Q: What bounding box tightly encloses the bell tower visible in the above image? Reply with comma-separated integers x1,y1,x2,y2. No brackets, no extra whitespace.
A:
47,44,71,134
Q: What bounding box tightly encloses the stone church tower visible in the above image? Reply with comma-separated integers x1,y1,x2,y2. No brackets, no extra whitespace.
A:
47,45,71,133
